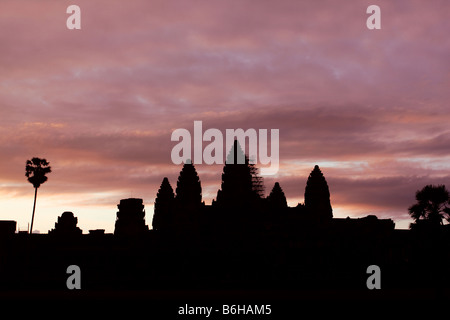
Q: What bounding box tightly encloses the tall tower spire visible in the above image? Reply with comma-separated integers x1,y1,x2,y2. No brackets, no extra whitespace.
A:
152,177,175,231
215,140,260,208
304,165,333,221
173,162,203,232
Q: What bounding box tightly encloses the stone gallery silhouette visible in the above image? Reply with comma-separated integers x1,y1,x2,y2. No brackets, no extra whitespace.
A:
0,141,449,300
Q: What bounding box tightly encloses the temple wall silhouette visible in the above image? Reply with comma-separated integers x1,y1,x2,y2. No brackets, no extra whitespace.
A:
114,198,149,236
0,220,16,238
48,211,82,236
0,143,449,297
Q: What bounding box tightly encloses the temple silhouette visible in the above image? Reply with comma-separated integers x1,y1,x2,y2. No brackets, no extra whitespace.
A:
48,211,82,236
0,141,449,301
151,141,391,239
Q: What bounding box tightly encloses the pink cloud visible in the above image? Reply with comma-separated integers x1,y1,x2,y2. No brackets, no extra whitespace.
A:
0,0,449,232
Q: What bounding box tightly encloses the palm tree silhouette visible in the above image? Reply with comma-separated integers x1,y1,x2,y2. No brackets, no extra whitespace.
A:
408,184,450,226
25,157,51,234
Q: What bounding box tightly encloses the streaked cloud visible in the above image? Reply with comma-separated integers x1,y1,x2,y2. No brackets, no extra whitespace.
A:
0,0,449,232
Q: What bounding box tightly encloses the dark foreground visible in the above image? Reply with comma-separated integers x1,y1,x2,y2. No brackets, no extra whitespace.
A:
1,222,450,306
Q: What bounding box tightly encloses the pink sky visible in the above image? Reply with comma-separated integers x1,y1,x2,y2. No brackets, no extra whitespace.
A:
1,0,449,232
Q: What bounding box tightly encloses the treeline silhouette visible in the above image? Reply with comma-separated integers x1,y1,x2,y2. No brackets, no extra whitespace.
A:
0,141,449,300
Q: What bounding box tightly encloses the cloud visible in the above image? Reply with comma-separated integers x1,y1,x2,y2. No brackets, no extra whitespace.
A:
0,0,449,232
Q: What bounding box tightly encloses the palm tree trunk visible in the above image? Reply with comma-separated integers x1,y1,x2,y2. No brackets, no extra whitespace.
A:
30,187,38,234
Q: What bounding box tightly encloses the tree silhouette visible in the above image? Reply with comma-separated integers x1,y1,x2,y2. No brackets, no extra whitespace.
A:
25,157,51,234
153,177,175,231
408,184,450,226
267,182,288,209
304,165,333,221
